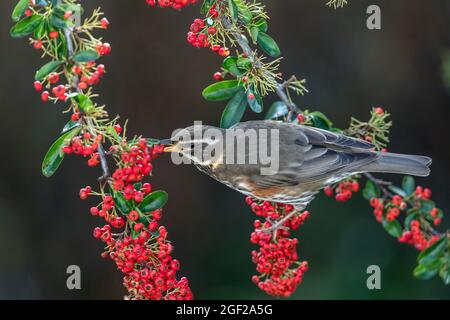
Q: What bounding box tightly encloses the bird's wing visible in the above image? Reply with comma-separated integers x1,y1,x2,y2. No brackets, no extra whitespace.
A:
240,121,379,190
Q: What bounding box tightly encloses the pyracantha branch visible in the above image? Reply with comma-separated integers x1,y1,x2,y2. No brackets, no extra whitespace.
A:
10,0,193,300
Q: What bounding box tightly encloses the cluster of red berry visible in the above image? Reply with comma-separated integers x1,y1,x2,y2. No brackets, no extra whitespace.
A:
63,132,103,167
324,179,360,202
398,220,440,252
145,0,197,10
77,139,193,299
34,62,107,103
246,197,310,297
368,185,442,251
29,5,110,105
369,197,405,223
93,225,193,300
187,5,230,57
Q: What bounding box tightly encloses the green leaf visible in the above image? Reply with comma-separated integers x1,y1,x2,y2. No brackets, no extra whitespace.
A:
255,19,268,32
42,127,81,178
33,19,47,39
418,236,447,266
228,0,239,23
309,111,333,130
223,57,242,76
10,15,44,38
220,88,247,128
200,0,215,15
388,185,407,197
146,138,161,146
72,50,100,63
35,60,62,81
247,86,263,113
439,263,450,285
413,262,440,280
250,26,260,44
362,180,381,200
234,0,253,24
202,80,241,101
236,57,251,70
402,176,415,195
381,218,403,238
404,212,418,230
12,0,30,22
419,200,435,214
61,120,81,135
73,94,94,113
49,13,71,28
113,192,131,214
265,101,288,120
257,32,280,57
138,191,169,213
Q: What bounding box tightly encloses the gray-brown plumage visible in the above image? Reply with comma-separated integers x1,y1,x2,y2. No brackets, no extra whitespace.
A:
164,120,431,212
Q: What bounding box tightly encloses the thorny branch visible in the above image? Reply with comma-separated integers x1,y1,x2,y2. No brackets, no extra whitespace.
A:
64,28,111,182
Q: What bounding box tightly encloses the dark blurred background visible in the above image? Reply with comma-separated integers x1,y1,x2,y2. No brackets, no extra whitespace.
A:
0,0,449,299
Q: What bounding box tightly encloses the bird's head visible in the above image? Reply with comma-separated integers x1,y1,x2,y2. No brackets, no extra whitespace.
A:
161,124,224,166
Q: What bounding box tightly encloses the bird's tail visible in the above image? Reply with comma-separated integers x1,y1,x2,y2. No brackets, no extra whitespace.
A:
362,152,432,177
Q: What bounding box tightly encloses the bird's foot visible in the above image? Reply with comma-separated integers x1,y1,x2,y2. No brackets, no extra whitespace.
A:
256,210,299,241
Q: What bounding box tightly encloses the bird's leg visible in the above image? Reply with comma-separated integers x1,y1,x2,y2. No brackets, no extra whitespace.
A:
258,209,299,235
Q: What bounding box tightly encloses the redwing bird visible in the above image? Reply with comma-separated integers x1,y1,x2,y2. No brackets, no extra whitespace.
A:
163,121,431,229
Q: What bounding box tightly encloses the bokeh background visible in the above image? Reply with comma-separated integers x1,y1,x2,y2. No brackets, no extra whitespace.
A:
0,0,449,299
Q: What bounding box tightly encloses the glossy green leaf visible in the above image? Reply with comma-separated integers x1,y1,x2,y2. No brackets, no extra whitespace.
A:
404,212,418,230
388,185,407,197
362,180,381,200
250,26,260,44
12,0,30,22
10,15,44,38
202,80,241,101
381,218,403,238
402,176,415,195
419,200,435,214
73,94,94,113
255,19,268,33
42,127,81,178
413,262,440,280
220,88,247,128
72,50,100,63
200,0,215,15
228,0,239,23
309,111,333,130
61,120,81,135
223,57,242,76
33,19,47,39
257,32,280,57
138,191,169,213
113,192,131,214
247,86,263,113
49,13,71,28
439,263,450,285
418,236,447,266
234,0,253,24
236,57,251,70
146,138,161,146
265,101,288,120
35,60,62,81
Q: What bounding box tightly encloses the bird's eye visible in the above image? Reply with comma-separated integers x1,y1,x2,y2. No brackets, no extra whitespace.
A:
190,143,196,149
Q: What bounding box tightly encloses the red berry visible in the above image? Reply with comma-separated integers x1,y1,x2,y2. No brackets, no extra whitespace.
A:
129,210,139,221
41,91,50,102
49,31,59,39
101,18,110,29
213,72,223,81
34,81,43,92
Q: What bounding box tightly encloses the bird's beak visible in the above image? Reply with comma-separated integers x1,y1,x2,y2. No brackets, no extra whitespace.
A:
159,139,175,153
